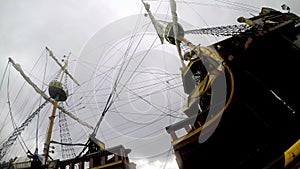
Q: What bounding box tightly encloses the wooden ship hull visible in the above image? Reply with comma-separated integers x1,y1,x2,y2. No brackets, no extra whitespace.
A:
165,7,300,169
54,145,136,169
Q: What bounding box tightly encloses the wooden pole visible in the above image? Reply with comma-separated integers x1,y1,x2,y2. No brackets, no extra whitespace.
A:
43,100,58,167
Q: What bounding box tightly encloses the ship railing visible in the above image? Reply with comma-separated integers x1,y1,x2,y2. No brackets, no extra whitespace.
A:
165,111,204,142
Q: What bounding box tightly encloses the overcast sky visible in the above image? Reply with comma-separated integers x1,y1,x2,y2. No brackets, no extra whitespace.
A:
0,0,299,169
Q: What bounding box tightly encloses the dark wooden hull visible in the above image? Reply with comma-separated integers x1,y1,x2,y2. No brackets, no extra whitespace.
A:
167,9,300,169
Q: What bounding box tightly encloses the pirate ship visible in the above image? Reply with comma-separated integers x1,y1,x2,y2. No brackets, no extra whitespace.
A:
0,48,136,169
1,1,300,169
141,1,300,168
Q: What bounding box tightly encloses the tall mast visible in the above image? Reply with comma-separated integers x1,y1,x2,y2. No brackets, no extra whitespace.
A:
142,0,186,68
43,53,70,166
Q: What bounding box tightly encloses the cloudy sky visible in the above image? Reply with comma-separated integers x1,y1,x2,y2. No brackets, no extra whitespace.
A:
0,0,299,169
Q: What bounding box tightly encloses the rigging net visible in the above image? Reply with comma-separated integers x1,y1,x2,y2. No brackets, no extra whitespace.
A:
184,24,252,36
0,97,49,161
58,103,76,160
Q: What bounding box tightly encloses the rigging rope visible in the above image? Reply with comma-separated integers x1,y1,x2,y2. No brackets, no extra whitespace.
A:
214,0,259,14
0,64,51,161
36,50,49,154
1,50,46,150
6,65,29,156
93,9,145,135
77,8,174,157
0,62,10,134
0,62,9,94
90,12,190,141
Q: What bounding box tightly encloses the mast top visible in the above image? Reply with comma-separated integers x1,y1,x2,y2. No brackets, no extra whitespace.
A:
48,51,71,102
46,46,80,86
